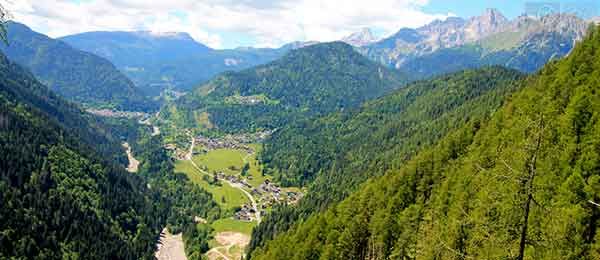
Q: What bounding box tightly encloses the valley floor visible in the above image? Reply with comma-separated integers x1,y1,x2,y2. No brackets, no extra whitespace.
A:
167,133,302,259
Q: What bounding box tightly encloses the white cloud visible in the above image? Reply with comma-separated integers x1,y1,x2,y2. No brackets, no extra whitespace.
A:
3,0,452,49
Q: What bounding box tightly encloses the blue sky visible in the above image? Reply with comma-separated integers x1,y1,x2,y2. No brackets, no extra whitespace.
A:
424,0,598,19
7,0,598,49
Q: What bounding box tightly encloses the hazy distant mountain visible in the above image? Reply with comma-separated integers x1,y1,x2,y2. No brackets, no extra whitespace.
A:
341,28,378,47
60,30,212,66
362,9,590,77
0,22,155,111
61,31,290,95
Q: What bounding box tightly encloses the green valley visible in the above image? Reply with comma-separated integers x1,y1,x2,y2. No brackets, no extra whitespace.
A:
3,3,600,260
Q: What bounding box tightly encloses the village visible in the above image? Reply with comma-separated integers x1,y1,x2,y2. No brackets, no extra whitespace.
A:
86,108,150,119
167,130,302,223
203,161,303,222
230,177,303,221
168,130,275,160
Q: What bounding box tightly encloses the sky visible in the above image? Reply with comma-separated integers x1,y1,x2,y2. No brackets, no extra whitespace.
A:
3,0,598,49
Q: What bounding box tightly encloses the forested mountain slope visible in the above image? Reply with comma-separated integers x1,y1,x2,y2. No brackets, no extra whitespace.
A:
0,49,163,258
162,42,407,133
0,22,155,111
247,66,524,256
0,46,221,259
251,25,600,260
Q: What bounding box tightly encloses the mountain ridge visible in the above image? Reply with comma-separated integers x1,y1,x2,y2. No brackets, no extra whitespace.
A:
362,10,590,77
61,31,290,95
161,41,407,133
0,21,155,111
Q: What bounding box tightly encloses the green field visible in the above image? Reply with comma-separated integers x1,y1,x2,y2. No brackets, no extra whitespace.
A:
191,145,269,187
211,218,256,235
192,148,246,175
174,160,249,211
245,144,268,187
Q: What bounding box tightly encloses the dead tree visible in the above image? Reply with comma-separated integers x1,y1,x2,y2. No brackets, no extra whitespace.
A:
517,114,545,260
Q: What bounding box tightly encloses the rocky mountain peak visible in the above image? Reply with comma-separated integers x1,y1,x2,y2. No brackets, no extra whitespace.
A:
465,8,509,40
342,28,378,47
537,13,588,40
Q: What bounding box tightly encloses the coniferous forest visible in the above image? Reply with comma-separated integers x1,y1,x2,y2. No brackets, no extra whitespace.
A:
249,25,600,260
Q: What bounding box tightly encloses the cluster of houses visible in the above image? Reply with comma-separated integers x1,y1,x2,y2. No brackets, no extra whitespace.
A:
228,95,265,105
194,130,276,152
234,204,258,221
212,176,303,222
251,180,303,210
165,144,190,160
194,135,254,154
216,172,253,189
86,109,149,119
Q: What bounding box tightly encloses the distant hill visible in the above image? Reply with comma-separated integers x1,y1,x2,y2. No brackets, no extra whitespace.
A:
362,10,590,77
161,42,408,133
61,31,291,95
0,22,155,111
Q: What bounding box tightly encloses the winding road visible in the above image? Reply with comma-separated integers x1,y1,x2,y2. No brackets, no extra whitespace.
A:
186,134,261,223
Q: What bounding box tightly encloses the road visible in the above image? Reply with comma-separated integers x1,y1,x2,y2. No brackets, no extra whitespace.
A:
186,134,261,223
122,142,139,173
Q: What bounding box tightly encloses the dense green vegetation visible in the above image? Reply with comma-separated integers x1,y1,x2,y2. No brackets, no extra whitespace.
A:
162,42,407,133
0,22,156,111
250,26,600,260
0,49,163,258
261,66,524,188
247,66,524,256
0,45,220,258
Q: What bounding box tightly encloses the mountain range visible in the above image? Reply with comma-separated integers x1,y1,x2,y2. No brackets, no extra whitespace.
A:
61,31,292,95
341,28,379,47
361,9,592,77
57,9,595,100
0,22,155,111
3,4,600,260
0,49,164,258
